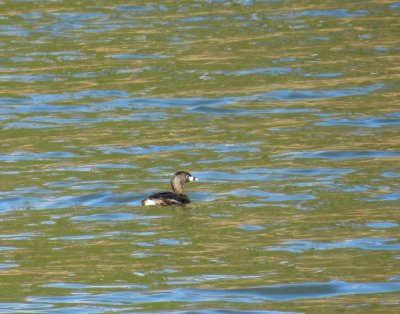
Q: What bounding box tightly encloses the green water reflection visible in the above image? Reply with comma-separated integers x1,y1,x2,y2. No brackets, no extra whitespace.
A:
0,0,399,312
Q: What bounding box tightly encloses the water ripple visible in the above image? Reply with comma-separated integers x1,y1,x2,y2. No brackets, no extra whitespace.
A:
0,263,19,269
253,84,383,101
110,53,169,60
0,83,384,117
71,212,162,222
97,142,260,156
0,1,398,312
278,150,400,160
230,190,315,202
26,280,400,305
315,116,400,128
0,232,40,240
368,192,400,201
265,238,400,253
199,167,352,182
274,9,370,19
0,151,78,161
0,192,143,211
167,274,261,285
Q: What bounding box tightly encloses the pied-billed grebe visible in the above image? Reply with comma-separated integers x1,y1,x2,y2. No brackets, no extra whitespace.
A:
142,171,198,206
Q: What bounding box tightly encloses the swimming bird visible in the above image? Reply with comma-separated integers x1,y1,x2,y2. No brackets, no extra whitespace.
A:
142,171,198,206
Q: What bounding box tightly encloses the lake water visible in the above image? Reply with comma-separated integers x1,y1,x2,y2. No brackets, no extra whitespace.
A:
0,0,399,312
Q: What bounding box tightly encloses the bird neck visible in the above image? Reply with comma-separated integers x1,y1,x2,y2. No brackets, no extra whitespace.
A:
171,177,184,195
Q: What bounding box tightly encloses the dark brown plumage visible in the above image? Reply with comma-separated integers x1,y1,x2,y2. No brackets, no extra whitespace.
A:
142,171,198,206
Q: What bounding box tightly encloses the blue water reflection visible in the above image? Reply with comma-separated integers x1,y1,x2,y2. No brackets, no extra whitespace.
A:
315,116,400,128
266,238,400,252
0,84,383,115
0,0,399,312
22,280,400,308
278,150,400,160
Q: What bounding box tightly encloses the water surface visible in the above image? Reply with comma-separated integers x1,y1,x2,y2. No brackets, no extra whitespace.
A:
0,0,399,312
